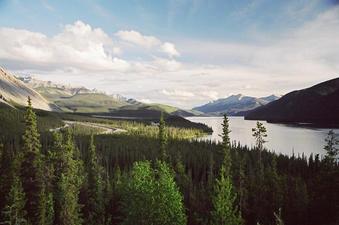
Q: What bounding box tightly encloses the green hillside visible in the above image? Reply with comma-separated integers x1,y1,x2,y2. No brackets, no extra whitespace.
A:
54,93,129,113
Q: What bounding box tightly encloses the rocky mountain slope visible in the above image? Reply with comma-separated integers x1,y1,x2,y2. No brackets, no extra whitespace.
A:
0,67,54,111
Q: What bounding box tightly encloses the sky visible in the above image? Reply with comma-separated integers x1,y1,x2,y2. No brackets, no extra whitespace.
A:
0,0,339,109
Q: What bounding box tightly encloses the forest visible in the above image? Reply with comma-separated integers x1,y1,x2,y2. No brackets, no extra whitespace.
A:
0,98,338,225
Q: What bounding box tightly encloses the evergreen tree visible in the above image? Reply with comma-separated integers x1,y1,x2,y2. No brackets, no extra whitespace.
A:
121,160,186,225
218,115,231,174
323,130,338,165
45,192,54,225
22,97,41,153
211,170,243,225
252,121,267,151
44,147,55,225
20,97,46,225
1,176,27,225
236,153,246,214
158,113,168,161
0,143,14,217
102,172,113,225
83,134,104,225
1,150,27,225
211,115,242,225
54,129,84,225
252,121,268,165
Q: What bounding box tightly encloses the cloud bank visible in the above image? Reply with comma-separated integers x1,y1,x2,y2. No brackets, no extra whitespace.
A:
1,6,339,108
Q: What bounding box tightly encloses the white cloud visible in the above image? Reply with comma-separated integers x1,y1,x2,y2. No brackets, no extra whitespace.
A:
201,91,219,100
112,47,122,55
115,30,161,48
161,42,180,57
152,57,182,71
115,30,180,58
138,98,153,104
0,20,130,71
161,89,195,98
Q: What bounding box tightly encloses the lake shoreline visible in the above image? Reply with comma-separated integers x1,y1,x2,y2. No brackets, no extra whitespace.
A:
186,116,339,156
187,115,339,129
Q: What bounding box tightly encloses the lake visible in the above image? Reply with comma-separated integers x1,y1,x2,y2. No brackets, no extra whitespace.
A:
186,116,339,156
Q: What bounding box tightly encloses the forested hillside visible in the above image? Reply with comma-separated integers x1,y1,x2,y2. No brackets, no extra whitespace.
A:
0,98,338,225
245,78,339,126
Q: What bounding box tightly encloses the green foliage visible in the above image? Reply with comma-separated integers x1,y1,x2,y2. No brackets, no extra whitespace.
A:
1,176,27,225
45,192,54,225
20,97,46,225
159,113,168,161
0,143,15,217
149,103,178,114
121,160,187,225
53,129,84,225
0,102,62,137
219,115,232,174
323,130,338,165
211,115,242,225
69,123,106,136
211,172,242,225
22,97,41,153
1,99,339,225
83,134,104,225
252,121,268,151
53,93,127,113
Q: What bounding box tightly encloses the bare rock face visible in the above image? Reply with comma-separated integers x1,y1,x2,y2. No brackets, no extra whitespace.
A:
0,67,53,111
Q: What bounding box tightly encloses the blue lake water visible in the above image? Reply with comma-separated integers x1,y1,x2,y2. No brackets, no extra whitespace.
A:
186,116,339,156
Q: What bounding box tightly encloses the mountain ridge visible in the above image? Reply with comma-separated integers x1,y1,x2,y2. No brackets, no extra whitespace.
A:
245,77,339,126
192,94,280,116
17,73,199,117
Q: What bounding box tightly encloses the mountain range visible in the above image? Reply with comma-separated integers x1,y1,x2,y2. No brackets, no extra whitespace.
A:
192,94,280,116
0,67,199,118
245,77,339,126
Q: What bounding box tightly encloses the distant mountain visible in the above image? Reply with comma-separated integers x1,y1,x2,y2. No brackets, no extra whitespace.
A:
20,76,140,113
20,75,198,117
245,78,339,126
0,67,55,111
193,94,280,116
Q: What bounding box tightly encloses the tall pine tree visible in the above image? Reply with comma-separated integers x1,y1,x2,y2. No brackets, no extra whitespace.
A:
20,96,46,225
252,122,268,151
323,130,338,165
211,115,242,225
53,129,84,225
121,160,187,225
158,112,168,161
1,148,27,225
1,176,27,225
83,134,104,225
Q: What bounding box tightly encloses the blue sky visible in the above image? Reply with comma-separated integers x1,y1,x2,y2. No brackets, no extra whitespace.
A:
0,0,338,108
0,0,332,40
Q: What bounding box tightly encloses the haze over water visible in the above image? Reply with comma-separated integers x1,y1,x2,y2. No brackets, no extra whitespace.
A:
186,117,339,156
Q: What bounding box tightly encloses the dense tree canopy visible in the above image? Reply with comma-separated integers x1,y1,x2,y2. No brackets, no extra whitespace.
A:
0,99,338,225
